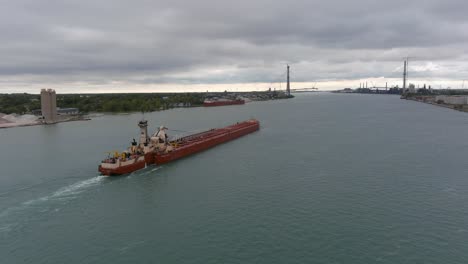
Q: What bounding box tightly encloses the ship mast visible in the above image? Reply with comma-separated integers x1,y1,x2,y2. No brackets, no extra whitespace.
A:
138,120,149,147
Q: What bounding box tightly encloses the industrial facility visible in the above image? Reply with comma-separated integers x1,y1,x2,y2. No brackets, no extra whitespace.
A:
35,89,80,124
40,89,58,124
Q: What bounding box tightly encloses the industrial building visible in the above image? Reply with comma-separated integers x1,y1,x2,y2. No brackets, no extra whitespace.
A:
435,95,468,105
57,108,79,115
37,89,80,124
40,89,57,124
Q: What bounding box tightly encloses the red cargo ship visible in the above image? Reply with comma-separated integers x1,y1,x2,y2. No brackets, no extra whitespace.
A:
98,120,156,176
155,119,259,164
203,99,245,107
98,119,259,176
98,154,147,176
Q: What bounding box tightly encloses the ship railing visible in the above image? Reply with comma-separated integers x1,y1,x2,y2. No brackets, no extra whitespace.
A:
169,120,258,146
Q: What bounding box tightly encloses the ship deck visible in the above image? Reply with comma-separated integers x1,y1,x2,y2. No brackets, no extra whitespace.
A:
170,120,257,149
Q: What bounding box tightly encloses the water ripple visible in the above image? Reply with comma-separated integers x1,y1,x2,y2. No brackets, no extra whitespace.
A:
0,176,105,234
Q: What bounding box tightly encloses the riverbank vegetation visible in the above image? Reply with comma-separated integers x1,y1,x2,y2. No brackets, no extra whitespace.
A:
0,91,291,114
0,93,205,114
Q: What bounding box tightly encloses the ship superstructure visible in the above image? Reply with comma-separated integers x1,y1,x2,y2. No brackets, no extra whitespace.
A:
98,119,260,176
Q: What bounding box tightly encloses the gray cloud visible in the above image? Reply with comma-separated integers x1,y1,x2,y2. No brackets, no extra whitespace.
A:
1,0,468,92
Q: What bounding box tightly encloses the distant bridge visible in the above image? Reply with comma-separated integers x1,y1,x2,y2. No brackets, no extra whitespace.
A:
359,86,395,90
290,88,318,93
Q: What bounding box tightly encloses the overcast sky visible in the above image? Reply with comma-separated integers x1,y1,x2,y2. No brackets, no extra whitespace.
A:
1,0,468,93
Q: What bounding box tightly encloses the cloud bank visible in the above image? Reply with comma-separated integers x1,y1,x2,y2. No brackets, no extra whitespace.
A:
1,0,468,92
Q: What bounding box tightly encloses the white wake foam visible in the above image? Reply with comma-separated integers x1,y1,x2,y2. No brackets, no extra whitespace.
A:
149,167,161,172
22,176,105,206
141,166,162,176
0,176,105,233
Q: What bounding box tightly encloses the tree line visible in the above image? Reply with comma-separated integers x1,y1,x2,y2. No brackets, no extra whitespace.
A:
0,93,206,114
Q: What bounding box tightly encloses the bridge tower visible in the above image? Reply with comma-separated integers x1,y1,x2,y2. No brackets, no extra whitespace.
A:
286,65,290,96
403,59,407,90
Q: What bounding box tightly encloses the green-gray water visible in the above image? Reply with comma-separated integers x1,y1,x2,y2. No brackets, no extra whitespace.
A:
1,93,468,263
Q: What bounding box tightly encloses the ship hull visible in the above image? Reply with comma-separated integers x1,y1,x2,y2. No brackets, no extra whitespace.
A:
98,119,259,175
98,160,145,176
203,100,245,107
98,155,148,176
143,152,154,165
155,119,259,164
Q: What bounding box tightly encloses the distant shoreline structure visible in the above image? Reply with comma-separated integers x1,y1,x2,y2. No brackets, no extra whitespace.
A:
401,94,468,113
0,89,88,129
0,115,90,129
0,90,293,129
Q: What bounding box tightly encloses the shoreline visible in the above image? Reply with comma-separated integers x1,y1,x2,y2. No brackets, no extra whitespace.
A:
403,96,468,113
0,93,294,129
0,116,90,129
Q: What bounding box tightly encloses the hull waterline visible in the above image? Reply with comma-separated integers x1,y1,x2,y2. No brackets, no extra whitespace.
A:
98,119,260,176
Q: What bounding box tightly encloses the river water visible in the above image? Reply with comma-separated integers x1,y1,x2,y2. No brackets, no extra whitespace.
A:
1,93,468,263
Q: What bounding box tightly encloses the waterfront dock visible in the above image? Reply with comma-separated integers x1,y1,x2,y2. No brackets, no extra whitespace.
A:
402,95,468,113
